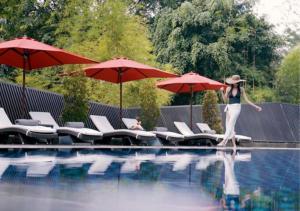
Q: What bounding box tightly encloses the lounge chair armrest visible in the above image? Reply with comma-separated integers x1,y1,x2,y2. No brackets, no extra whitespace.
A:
154,127,168,132
64,122,85,128
39,123,55,128
15,119,40,126
203,129,216,134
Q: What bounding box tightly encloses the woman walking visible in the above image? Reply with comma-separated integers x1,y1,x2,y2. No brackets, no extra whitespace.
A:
218,75,262,147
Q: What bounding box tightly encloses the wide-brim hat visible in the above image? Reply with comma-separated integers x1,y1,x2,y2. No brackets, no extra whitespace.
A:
225,75,246,84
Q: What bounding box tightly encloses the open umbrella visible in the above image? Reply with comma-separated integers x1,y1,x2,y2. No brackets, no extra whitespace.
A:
157,72,226,129
84,57,177,128
0,36,97,116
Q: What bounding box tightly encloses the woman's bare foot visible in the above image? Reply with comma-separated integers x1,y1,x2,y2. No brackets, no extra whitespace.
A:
217,140,226,147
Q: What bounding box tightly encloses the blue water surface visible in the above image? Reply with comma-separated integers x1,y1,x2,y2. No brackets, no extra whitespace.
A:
0,148,299,211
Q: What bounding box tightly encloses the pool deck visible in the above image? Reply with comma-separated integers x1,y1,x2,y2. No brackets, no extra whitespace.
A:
0,144,299,150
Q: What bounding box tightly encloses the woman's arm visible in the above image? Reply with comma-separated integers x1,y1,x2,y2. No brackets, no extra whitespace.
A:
220,87,230,103
241,87,262,111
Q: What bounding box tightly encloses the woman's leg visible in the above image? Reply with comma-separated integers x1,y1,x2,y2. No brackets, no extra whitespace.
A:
218,104,241,146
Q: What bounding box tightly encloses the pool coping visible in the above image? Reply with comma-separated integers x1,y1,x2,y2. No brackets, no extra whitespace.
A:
0,144,299,150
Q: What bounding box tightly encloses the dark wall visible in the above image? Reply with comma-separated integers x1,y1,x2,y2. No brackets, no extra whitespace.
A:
0,81,299,142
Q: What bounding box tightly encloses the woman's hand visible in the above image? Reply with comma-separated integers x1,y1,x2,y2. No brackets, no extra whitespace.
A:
255,105,262,112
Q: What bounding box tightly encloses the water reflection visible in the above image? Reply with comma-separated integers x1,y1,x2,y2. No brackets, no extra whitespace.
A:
219,150,250,210
0,149,298,211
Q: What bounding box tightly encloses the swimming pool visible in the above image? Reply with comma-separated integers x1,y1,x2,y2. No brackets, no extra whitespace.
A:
0,148,299,211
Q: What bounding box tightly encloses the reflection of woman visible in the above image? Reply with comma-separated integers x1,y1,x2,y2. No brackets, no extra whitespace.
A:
218,75,262,147
219,150,253,210
220,150,241,210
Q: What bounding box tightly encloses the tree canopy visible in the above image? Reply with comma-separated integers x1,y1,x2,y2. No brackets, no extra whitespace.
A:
1,0,297,106
275,45,300,104
151,0,282,104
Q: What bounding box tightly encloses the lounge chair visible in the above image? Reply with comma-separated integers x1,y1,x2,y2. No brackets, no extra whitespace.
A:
122,118,184,145
196,123,252,142
174,121,220,145
0,108,58,144
29,112,103,144
90,115,156,145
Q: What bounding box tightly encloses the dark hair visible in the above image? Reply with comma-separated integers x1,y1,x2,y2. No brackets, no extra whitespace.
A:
230,82,241,92
135,116,140,121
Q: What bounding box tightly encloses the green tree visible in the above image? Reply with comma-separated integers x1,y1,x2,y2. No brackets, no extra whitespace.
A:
15,67,64,93
151,0,282,104
61,67,89,123
202,90,223,134
139,80,160,130
248,87,277,103
0,0,66,81
56,0,174,107
275,45,300,104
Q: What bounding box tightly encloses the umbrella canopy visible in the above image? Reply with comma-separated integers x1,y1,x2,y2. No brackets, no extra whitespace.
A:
0,36,97,116
84,57,177,127
157,72,225,93
157,72,226,129
85,57,176,83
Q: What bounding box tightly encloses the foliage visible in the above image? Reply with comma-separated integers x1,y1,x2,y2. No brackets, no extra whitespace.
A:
202,90,223,133
61,66,89,123
0,0,287,107
283,28,300,53
248,87,277,103
151,0,283,104
0,0,66,81
139,80,160,130
56,0,174,107
275,45,300,104
15,67,64,93
130,0,187,21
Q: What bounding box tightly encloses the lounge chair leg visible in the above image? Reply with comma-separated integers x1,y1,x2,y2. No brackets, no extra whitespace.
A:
128,137,134,146
17,134,25,145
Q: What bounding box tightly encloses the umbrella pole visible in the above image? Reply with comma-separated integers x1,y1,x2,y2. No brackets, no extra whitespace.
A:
118,70,122,129
21,50,28,118
190,86,193,130
22,68,26,118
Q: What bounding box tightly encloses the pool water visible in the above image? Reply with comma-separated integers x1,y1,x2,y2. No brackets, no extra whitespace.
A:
0,148,299,211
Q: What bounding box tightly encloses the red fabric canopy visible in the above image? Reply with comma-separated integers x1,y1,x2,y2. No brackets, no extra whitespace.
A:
0,37,97,71
157,72,226,93
157,72,226,129
84,57,177,83
0,36,97,117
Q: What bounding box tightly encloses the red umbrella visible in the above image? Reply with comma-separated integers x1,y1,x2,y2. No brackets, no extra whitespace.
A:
0,36,97,116
84,57,177,127
157,72,226,129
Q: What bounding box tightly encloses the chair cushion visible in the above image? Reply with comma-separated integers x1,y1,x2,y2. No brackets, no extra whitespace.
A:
15,119,40,126
203,129,216,134
64,122,85,128
154,127,168,132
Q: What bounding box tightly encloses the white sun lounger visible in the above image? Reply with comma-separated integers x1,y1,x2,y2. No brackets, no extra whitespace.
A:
196,123,252,142
0,108,58,144
29,112,103,143
122,118,184,144
90,115,156,145
174,121,221,145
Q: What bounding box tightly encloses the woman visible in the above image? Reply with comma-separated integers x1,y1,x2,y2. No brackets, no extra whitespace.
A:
218,75,262,147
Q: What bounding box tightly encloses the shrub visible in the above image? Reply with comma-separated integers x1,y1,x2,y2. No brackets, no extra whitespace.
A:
202,90,223,133
61,68,89,123
275,45,300,104
248,87,277,103
139,80,160,130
